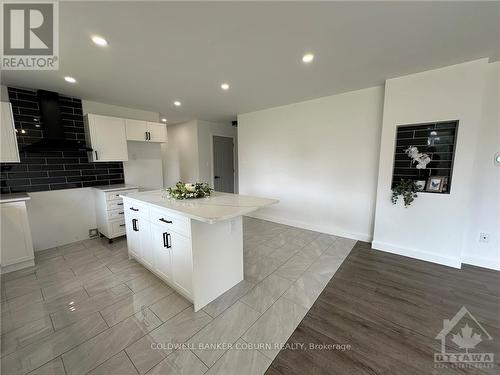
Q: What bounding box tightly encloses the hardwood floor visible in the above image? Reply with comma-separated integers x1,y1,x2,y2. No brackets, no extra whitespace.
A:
266,241,500,375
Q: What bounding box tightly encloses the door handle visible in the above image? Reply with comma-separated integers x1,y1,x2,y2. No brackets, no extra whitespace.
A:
129,207,139,211
145,131,148,141
94,151,98,160
148,131,151,140
132,218,139,231
162,232,171,248
159,218,173,224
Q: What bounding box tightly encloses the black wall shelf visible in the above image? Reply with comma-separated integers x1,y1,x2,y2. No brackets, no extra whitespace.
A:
392,120,459,194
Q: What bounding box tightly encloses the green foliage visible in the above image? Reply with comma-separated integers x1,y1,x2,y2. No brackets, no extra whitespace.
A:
391,179,419,207
165,181,213,200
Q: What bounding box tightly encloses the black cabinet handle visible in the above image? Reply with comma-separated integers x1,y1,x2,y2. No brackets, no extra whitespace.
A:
117,203,124,206
130,207,139,211
214,176,220,179
159,218,173,224
148,131,151,140
119,224,125,227
145,131,148,141
94,151,99,160
118,212,124,214
132,218,139,231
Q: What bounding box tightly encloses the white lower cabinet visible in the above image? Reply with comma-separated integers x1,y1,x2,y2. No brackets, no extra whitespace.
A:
169,231,193,297
123,199,193,300
151,223,173,282
1,199,35,273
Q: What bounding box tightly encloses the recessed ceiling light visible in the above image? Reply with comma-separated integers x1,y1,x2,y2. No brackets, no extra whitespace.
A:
220,83,230,90
302,53,314,63
91,35,108,47
161,118,167,122
64,76,77,83
174,101,181,107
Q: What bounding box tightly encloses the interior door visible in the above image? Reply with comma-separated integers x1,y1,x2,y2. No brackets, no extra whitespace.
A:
212,136,234,193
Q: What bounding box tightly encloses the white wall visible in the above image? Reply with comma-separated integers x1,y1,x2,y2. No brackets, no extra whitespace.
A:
197,120,238,191
238,86,384,241
26,188,97,251
162,120,200,187
372,59,489,268
461,62,500,270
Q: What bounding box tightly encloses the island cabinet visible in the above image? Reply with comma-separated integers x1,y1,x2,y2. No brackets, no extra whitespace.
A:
121,190,277,311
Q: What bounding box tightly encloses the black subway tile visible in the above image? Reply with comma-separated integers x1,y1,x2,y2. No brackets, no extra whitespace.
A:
31,177,66,185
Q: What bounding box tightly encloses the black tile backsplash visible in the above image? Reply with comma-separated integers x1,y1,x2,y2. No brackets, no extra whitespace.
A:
0,87,124,194
391,120,458,194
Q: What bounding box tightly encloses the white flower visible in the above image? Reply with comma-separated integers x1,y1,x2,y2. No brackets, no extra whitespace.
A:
185,183,196,192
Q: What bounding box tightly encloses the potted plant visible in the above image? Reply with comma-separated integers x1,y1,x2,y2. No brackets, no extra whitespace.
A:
391,179,419,207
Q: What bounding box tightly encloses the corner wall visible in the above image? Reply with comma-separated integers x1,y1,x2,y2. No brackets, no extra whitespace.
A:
238,86,384,241
372,59,489,268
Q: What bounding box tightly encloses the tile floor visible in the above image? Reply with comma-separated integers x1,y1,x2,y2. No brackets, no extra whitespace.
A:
0,217,356,375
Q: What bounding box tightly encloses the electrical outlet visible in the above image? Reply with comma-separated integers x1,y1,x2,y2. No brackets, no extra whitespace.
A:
89,228,99,238
479,232,490,243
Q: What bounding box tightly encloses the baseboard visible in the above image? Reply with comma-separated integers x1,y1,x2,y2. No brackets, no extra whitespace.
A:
461,256,500,271
0,259,35,274
372,241,462,269
248,212,373,242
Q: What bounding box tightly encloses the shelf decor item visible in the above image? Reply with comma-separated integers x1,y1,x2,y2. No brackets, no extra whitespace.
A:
165,181,213,199
426,176,446,192
391,179,419,207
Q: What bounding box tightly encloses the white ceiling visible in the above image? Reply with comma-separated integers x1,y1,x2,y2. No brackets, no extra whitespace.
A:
2,1,499,124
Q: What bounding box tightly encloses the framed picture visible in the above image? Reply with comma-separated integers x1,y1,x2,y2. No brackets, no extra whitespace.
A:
426,176,445,192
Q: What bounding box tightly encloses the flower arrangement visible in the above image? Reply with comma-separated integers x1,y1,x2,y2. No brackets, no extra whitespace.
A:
404,146,431,169
391,179,419,207
165,182,213,199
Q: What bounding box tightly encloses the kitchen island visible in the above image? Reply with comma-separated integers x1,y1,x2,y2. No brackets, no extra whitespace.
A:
121,190,278,311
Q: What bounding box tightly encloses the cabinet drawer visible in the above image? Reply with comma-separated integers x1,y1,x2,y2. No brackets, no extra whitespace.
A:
149,207,190,238
124,200,149,219
110,219,127,236
107,208,125,221
105,189,138,202
106,199,125,211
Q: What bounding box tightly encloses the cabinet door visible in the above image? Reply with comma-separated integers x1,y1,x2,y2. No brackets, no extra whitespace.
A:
147,122,167,142
171,232,192,296
87,115,128,162
138,219,153,268
151,223,172,282
0,201,34,266
124,213,140,258
125,119,148,141
1,102,20,163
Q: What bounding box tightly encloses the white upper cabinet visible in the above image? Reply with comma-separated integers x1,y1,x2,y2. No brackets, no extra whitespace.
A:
84,114,129,162
126,120,167,143
146,122,167,142
125,119,148,141
1,102,20,163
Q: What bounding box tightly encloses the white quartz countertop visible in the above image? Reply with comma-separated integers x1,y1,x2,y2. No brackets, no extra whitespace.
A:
121,190,278,223
93,184,139,192
0,192,31,203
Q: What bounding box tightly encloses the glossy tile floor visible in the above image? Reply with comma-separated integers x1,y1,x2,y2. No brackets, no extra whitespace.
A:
0,217,356,375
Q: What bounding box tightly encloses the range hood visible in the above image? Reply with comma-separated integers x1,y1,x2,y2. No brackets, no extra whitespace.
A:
22,90,92,152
